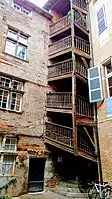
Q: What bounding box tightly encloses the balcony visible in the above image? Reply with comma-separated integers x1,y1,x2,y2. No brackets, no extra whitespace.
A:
45,122,96,160
45,122,74,152
50,11,87,37
48,58,87,81
46,93,93,118
49,36,90,58
78,130,95,161
73,0,87,11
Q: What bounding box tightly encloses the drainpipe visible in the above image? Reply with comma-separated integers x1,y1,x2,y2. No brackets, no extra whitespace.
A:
87,1,103,184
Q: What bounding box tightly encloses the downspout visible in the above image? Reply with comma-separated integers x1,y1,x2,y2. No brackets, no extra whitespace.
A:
87,1,103,184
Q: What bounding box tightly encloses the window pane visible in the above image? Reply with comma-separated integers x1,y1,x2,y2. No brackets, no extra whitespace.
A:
12,80,23,91
108,76,112,87
7,29,18,40
0,89,8,109
109,87,112,97
90,78,100,90
2,155,14,175
89,68,99,78
98,18,106,33
91,90,101,101
97,8,104,21
5,40,16,56
10,93,21,111
16,45,27,60
107,64,112,74
0,76,11,87
13,3,21,12
19,34,28,45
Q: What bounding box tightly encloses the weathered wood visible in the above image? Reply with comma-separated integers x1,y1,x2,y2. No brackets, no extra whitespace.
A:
73,0,87,10
46,93,93,117
83,126,95,149
45,122,74,148
49,36,90,56
77,129,95,156
48,58,87,80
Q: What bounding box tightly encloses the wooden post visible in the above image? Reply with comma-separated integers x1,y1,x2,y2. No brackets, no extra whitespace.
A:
70,0,77,155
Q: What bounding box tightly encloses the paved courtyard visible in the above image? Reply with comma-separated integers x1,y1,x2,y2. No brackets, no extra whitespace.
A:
14,191,75,199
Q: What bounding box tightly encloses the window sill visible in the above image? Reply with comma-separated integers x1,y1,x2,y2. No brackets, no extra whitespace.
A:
0,174,17,177
0,107,23,114
3,52,29,63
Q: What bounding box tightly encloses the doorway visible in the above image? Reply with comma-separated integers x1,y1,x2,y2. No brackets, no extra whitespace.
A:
28,158,45,192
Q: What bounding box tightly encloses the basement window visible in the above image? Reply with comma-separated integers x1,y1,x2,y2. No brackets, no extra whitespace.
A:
0,74,24,112
5,28,28,61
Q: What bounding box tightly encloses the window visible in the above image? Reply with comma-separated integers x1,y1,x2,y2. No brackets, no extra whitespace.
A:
3,138,17,152
106,63,112,97
0,75,23,112
97,6,106,34
5,28,28,60
0,137,17,175
0,155,15,175
12,1,32,17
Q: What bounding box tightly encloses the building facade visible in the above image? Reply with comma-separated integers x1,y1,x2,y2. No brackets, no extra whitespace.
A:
0,0,52,195
89,0,112,184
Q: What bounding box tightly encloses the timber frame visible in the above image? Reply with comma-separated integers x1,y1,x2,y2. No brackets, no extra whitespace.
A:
45,0,97,163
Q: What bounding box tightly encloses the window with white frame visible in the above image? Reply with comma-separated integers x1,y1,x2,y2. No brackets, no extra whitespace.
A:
5,28,28,60
0,155,15,175
97,6,107,34
0,75,23,112
12,0,32,17
3,138,17,152
0,137,17,175
106,63,112,97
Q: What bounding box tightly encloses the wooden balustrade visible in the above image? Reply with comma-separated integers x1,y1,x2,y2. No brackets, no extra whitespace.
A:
49,36,90,55
50,11,87,35
74,11,87,29
45,122,73,148
47,92,72,109
47,93,93,117
48,59,87,79
73,0,87,10
50,14,71,35
76,95,93,117
78,131,95,156
75,36,90,54
49,36,72,55
48,59,73,79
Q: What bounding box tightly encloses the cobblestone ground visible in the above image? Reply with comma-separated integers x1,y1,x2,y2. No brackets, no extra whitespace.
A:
14,191,75,199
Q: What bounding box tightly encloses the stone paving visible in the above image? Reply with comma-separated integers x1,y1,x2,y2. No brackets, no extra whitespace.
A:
14,191,75,199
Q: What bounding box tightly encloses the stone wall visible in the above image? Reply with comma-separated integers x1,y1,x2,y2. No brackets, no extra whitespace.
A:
0,0,50,136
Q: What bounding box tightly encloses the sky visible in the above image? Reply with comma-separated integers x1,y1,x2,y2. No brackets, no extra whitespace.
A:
30,0,48,8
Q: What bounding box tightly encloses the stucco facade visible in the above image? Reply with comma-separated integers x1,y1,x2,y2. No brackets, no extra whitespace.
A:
89,0,112,184
0,0,52,195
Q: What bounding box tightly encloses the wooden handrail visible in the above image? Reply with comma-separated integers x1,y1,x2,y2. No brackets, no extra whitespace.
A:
48,58,87,79
73,0,87,10
45,122,73,148
49,36,90,55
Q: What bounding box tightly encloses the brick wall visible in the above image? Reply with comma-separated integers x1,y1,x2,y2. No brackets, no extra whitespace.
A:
0,0,50,137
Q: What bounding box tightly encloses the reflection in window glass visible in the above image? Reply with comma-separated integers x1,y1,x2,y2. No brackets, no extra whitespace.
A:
5,40,16,56
17,45,26,60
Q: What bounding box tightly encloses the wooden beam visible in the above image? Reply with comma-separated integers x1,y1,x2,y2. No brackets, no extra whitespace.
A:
81,57,89,69
83,127,96,149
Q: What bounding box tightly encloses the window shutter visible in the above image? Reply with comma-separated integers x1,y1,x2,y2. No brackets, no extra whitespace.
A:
88,66,103,103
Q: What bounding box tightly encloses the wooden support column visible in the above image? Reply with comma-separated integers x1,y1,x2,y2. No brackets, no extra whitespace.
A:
70,0,77,155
